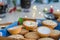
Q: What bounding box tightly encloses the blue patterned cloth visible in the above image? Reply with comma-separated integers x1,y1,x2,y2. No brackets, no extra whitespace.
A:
55,22,60,30
0,29,7,37
0,21,18,37
5,21,18,29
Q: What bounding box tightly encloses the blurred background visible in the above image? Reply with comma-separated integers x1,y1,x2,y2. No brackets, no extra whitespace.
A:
7,0,60,6
0,0,60,24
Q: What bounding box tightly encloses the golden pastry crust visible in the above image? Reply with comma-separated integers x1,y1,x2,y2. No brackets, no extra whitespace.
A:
57,17,60,22
7,25,22,35
24,38,36,40
50,30,60,39
53,12,60,18
38,38,54,40
6,38,18,40
32,28,37,32
20,29,29,35
42,20,57,29
8,35,24,40
23,21,37,30
0,36,6,40
0,36,17,40
24,32,40,39
37,26,52,37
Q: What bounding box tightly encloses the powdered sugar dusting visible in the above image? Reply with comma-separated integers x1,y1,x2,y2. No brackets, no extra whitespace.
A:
38,27,51,34
24,21,37,27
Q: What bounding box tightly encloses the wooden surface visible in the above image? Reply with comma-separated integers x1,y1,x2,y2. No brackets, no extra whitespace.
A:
0,22,12,26
23,18,36,21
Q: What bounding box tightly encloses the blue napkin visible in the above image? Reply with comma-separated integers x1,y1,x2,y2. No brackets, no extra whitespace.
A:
5,21,18,29
55,22,60,31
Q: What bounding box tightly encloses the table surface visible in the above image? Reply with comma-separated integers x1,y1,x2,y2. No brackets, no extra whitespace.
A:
0,3,60,24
